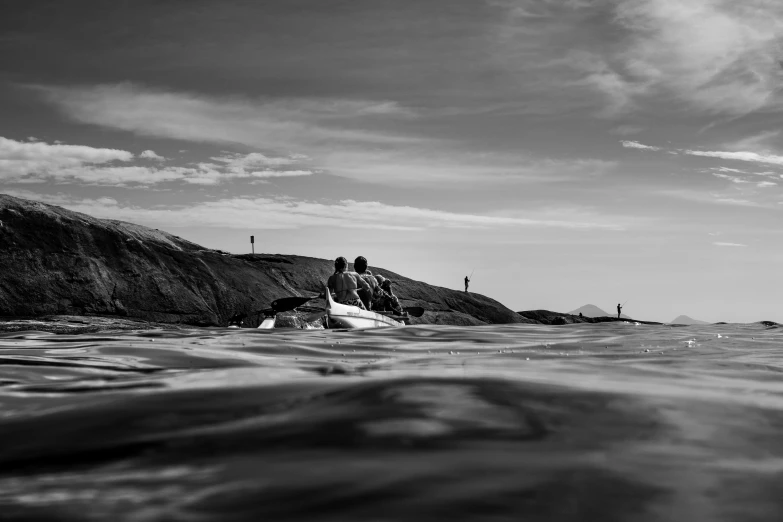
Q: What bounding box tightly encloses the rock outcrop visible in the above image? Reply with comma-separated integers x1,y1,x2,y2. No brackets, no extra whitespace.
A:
517,309,664,326
0,194,533,328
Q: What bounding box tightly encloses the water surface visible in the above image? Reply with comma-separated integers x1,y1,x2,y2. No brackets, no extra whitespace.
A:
1,322,782,521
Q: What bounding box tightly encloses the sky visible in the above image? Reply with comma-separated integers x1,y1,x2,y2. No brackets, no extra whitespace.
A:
1,0,782,323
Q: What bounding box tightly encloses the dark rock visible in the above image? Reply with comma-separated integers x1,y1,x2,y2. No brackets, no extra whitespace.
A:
517,309,664,326
0,194,531,328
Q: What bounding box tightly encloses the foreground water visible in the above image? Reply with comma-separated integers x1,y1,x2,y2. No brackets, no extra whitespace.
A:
1,322,782,521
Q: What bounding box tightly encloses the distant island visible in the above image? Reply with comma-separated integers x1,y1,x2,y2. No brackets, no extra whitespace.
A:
569,304,631,319
670,315,709,325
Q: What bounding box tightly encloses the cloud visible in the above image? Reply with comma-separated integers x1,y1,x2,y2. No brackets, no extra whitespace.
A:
209,152,313,179
0,136,313,186
757,181,777,188
712,173,749,184
613,0,783,116
713,242,747,247
660,189,771,208
723,130,781,153
30,83,614,186
33,83,416,153
140,150,166,161
713,166,748,174
6,190,626,232
321,149,616,184
685,149,783,166
0,136,133,182
618,141,783,179
494,0,783,117
621,140,661,151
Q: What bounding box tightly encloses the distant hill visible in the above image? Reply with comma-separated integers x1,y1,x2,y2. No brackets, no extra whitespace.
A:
670,315,709,325
569,304,630,319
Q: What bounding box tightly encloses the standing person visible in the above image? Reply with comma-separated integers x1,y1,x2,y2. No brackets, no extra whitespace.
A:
353,256,380,310
327,257,369,308
617,303,622,319
464,275,470,293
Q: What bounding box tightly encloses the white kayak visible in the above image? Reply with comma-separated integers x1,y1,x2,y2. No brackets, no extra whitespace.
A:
325,288,405,329
254,288,407,329
257,316,277,329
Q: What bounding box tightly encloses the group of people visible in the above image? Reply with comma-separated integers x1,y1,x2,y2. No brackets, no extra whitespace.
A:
326,256,404,315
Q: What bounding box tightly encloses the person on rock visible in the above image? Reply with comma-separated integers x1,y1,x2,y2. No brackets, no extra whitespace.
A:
353,255,382,310
617,303,622,319
464,275,470,293
373,275,403,315
327,256,369,308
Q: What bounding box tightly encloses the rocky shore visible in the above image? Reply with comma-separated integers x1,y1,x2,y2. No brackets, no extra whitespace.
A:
3,195,775,333
0,194,532,329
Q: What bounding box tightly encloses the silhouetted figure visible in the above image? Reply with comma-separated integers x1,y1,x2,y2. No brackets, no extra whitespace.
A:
464,276,470,293
579,312,583,318
617,303,622,319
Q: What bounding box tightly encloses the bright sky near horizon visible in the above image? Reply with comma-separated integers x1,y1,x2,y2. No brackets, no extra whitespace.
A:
1,0,781,323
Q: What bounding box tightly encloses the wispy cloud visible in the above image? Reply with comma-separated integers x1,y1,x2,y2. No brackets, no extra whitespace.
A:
31,83,613,186
621,140,661,151
712,173,750,184
618,141,783,180
0,136,313,186
33,83,417,153
660,189,775,209
685,149,783,167
614,0,783,116
713,242,747,247
723,130,781,153
5,190,626,232
713,166,748,174
321,149,616,184
494,0,783,117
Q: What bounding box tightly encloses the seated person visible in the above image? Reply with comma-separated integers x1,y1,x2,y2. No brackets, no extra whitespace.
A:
373,275,403,315
327,256,369,309
353,255,379,310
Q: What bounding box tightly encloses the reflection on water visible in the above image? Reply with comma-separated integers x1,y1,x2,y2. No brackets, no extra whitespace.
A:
1,322,782,521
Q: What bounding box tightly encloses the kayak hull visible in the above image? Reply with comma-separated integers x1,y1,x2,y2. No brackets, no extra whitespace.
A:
257,316,276,329
326,286,403,329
